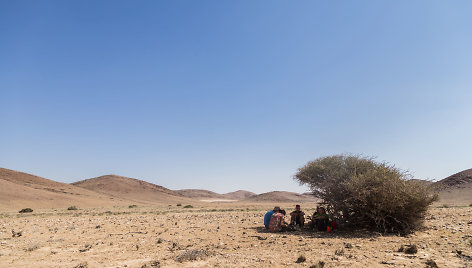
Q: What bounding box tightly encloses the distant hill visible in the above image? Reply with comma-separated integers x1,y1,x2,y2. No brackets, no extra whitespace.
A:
175,189,225,200
433,168,472,191
0,168,126,209
176,189,257,201
433,168,472,205
409,179,434,186
72,175,189,204
222,190,256,200
243,191,318,203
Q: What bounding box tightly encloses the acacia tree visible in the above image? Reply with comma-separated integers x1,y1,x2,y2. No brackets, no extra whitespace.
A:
294,155,438,234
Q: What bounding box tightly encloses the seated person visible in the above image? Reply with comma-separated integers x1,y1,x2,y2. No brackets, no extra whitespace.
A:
264,207,279,229
290,204,305,227
312,207,329,231
269,208,288,232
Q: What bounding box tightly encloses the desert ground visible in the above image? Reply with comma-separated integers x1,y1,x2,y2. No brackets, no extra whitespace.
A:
1,203,471,268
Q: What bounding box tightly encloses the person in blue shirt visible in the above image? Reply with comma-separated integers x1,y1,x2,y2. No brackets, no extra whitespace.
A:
264,206,280,229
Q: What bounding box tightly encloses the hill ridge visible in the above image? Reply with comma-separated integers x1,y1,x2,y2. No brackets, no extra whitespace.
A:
433,168,472,190
72,174,188,204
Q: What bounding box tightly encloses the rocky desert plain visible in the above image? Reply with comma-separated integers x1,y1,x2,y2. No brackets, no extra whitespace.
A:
1,167,471,268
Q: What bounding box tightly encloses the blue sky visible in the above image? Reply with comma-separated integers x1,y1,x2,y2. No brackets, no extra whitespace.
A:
1,1,471,193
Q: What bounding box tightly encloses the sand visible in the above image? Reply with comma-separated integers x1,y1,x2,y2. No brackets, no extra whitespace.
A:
1,203,471,268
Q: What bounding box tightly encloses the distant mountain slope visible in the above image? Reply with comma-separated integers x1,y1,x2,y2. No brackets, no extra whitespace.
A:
0,168,126,209
243,191,318,203
222,190,256,200
175,189,227,199
176,189,257,201
409,179,434,186
433,168,472,191
433,168,472,205
72,175,188,204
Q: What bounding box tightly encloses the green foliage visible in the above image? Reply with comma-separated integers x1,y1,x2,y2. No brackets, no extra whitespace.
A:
183,205,193,208
67,206,78,211
129,205,137,208
176,203,182,207
294,154,438,234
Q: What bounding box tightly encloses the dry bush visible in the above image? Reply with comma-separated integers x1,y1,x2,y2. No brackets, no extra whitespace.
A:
175,249,209,262
294,154,438,234
19,208,33,213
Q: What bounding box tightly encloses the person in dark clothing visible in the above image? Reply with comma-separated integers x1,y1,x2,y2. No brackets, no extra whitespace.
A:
312,207,329,231
290,205,305,227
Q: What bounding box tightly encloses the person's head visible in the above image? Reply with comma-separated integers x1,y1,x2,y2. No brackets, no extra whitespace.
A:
280,209,286,215
317,207,326,214
295,204,301,211
273,206,281,213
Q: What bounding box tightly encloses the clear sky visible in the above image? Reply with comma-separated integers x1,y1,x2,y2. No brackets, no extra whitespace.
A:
1,1,471,194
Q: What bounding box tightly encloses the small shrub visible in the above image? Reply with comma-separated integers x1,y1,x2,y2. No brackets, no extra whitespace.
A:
469,203,472,207
176,203,182,207
175,249,209,262
129,205,137,208
19,208,33,213
67,206,78,211
294,154,438,234
183,205,193,208
440,204,450,208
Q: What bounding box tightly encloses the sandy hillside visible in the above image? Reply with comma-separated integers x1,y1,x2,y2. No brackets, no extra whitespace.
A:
0,168,128,209
434,168,472,190
243,191,319,203
176,189,256,201
222,190,256,200
0,204,470,268
433,168,472,206
175,189,227,200
72,175,192,205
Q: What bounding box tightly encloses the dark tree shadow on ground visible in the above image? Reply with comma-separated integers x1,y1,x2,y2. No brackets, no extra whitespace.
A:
249,226,398,239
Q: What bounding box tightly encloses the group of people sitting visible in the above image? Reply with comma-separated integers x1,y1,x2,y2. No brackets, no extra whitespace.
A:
264,205,334,233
